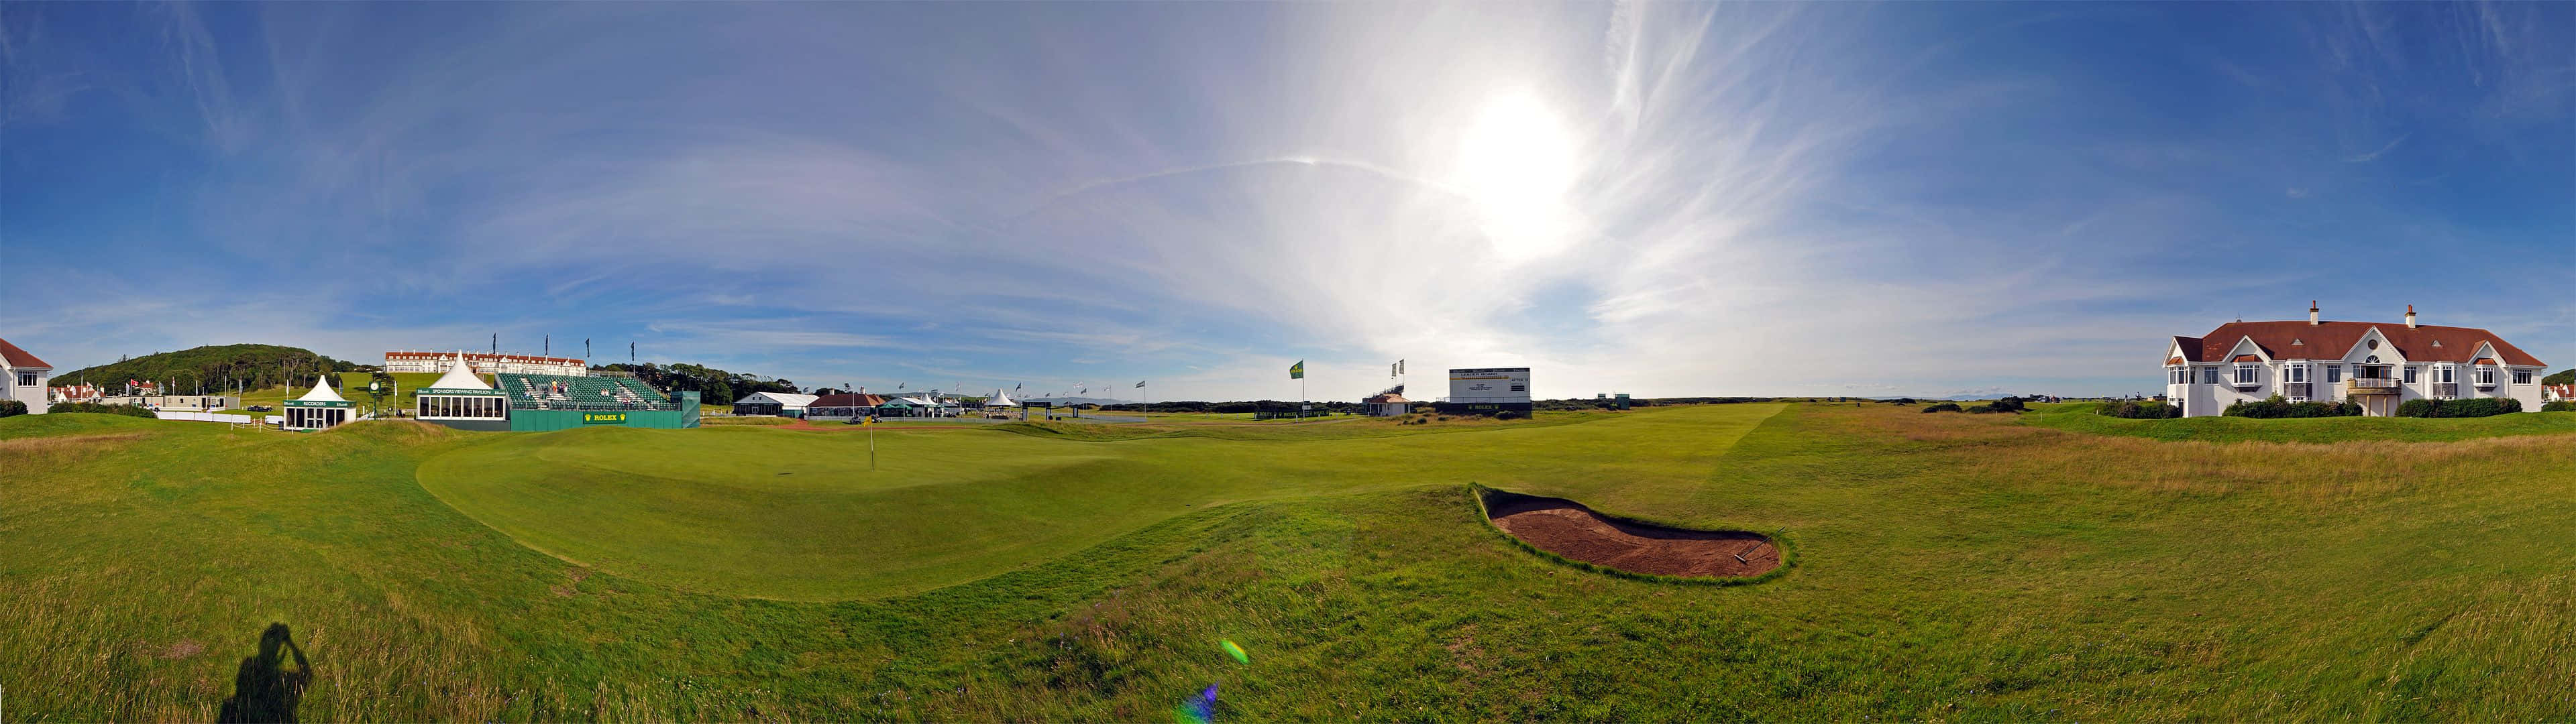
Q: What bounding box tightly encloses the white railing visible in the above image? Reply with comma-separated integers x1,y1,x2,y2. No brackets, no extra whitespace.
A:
2349,377,2397,389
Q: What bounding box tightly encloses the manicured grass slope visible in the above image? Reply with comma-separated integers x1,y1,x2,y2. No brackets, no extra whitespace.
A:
415,408,1766,599
5,406,2576,720
2031,401,2576,442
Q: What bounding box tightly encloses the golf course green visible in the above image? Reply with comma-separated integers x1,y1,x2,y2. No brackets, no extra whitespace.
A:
6,403,2575,720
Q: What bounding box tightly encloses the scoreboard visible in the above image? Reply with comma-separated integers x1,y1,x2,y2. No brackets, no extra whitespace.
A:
1440,367,1533,416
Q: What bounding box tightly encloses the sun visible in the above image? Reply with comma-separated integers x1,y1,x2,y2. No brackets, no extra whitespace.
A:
1454,90,1580,260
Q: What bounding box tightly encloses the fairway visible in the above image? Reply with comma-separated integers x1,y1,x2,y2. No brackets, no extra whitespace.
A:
417,405,1784,599
10,402,2576,721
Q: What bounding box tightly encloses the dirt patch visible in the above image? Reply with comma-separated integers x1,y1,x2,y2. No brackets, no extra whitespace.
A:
160,639,204,659
1485,492,1779,578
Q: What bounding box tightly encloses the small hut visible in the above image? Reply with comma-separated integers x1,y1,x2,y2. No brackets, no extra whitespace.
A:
282,375,353,430
1364,391,1411,417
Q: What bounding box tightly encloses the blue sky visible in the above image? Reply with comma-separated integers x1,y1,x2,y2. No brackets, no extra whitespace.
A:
5,1,2569,400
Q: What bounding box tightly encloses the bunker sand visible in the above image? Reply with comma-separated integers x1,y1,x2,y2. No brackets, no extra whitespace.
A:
1486,493,1779,577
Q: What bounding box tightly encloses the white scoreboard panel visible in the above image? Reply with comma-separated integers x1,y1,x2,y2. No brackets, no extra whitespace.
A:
1447,367,1532,404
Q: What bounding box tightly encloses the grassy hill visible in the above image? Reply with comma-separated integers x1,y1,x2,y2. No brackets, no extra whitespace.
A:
235,371,451,414
6,404,2576,719
46,343,364,394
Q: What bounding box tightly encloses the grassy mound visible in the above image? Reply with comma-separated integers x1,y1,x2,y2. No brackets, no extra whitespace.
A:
416,406,1777,599
2030,402,2576,442
0,411,172,440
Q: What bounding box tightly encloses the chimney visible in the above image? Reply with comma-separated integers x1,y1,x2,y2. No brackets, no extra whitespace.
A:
2405,304,2418,328
2309,300,2320,326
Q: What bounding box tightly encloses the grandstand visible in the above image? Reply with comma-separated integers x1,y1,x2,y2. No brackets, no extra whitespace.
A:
498,373,675,412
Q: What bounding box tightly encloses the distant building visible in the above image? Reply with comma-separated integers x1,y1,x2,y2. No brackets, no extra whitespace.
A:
1363,391,1411,417
2546,384,2575,403
733,391,818,418
49,383,103,404
1,337,52,414
384,351,586,376
806,393,888,420
2163,304,2548,417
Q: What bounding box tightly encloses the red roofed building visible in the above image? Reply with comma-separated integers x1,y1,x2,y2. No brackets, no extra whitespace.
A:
807,393,889,420
2164,303,2548,417
2,337,53,414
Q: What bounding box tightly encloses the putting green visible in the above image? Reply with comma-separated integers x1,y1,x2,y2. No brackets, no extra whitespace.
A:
415,404,1784,599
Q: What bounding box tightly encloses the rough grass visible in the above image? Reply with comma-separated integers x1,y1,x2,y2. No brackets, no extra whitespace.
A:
2030,402,2576,442
6,404,2576,720
700,415,796,426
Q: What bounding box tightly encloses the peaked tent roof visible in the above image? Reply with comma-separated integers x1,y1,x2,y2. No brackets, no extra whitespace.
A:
296,375,346,402
2171,320,2545,367
426,352,494,391
989,389,1017,407
739,391,818,406
0,337,52,369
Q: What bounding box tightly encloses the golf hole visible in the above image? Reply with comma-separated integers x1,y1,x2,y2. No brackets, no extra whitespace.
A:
1481,489,1780,579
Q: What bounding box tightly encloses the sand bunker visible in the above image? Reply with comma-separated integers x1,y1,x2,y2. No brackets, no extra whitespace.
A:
1483,491,1780,578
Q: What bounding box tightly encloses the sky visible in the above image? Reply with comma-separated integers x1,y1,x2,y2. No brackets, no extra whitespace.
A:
3,1,2571,401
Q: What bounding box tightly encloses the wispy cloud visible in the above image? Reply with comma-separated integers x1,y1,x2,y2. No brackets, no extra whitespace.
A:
4,1,2569,399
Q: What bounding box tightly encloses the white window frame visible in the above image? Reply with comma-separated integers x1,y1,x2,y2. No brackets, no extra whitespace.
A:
2434,364,2455,384
2200,367,2219,385
2167,365,2188,385
2324,365,2342,384
2477,366,2497,387
2234,364,2260,385
13,371,34,387
2404,366,2418,384
2284,363,2308,383
2514,370,2532,385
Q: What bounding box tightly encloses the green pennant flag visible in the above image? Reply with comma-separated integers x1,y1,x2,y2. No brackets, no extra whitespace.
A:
1289,361,1304,379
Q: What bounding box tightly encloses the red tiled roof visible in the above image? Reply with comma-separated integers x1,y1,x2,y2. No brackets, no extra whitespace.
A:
0,337,51,369
810,394,888,407
2231,355,2263,363
2473,358,2499,365
2165,357,2186,365
2177,320,2544,367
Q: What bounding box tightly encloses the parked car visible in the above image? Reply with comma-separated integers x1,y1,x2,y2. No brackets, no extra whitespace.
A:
248,405,273,412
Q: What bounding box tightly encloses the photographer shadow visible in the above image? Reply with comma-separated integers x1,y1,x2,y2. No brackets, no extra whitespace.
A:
215,623,311,723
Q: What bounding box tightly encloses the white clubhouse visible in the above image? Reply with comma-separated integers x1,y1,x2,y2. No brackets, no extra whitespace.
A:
2164,304,2548,417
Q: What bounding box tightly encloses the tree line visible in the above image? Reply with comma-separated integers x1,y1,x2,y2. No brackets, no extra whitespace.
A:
589,363,801,404
46,344,364,395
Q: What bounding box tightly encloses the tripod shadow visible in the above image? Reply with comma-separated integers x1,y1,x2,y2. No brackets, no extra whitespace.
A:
216,623,311,723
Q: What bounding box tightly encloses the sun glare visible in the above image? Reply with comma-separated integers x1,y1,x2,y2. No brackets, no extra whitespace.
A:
1454,90,1580,260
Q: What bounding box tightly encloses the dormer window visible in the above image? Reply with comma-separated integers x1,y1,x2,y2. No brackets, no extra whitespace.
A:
2432,340,2443,348
2292,339,2304,346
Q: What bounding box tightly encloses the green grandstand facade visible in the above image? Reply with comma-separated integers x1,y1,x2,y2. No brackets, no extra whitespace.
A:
493,373,701,431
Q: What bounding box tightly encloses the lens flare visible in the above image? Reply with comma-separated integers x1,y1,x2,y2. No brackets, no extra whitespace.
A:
1221,639,1248,664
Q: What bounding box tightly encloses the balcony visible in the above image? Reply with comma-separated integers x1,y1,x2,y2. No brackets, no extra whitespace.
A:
2282,382,2311,401
2433,383,2459,398
2346,378,2400,395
